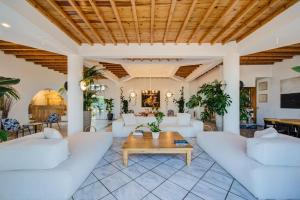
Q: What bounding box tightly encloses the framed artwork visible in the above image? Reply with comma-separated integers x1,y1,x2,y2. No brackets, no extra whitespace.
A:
258,81,268,91
259,94,268,103
141,91,160,107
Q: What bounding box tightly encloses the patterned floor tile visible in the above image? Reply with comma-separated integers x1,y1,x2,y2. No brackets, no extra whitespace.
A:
122,163,148,179
230,181,257,200
129,154,149,162
164,158,186,169
101,171,131,192
143,193,160,200
211,163,232,178
202,170,233,191
101,194,117,200
226,192,246,200
111,159,134,170
184,193,204,200
192,157,215,170
153,180,188,200
94,159,109,169
79,174,98,189
113,181,149,200
139,158,162,170
191,180,227,200
136,171,166,191
182,164,206,178
169,171,199,190
104,152,122,163
93,164,119,180
152,163,177,179
150,154,173,162
73,182,109,200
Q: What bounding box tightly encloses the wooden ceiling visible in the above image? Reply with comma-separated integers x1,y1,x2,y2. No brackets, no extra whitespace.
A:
99,62,129,78
0,40,67,74
175,64,199,78
240,43,300,65
26,0,298,45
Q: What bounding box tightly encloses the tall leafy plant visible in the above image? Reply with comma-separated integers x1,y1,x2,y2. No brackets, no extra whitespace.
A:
120,87,129,114
240,88,251,121
198,80,232,122
104,98,114,114
173,87,185,113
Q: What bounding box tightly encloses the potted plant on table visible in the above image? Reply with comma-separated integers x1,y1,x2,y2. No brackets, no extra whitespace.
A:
104,98,114,120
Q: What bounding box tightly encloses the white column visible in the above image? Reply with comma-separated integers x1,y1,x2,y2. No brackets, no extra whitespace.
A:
223,50,240,134
67,55,83,135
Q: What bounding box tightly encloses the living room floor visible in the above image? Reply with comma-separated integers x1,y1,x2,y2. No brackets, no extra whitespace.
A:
70,138,257,200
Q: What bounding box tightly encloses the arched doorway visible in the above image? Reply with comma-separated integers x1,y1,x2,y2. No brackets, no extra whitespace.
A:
28,89,66,122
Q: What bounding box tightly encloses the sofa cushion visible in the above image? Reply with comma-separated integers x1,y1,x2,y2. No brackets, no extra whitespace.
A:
136,116,156,125
161,117,178,126
0,137,69,171
247,135,300,166
122,113,137,126
254,127,279,138
44,128,63,139
177,113,191,126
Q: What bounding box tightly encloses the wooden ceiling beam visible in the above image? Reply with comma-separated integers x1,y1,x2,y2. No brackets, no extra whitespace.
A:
211,0,258,44
130,0,141,44
248,52,300,57
26,0,81,44
267,48,300,53
0,45,35,50
16,55,66,59
175,0,197,44
45,0,92,44
163,0,177,44
188,0,218,44
199,0,239,44
223,0,281,44
109,0,129,44
241,56,292,60
150,0,155,44
237,0,298,42
68,0,104,45
3,50,58,55
241,62,275,65
88,0,116,44
27,59,67,62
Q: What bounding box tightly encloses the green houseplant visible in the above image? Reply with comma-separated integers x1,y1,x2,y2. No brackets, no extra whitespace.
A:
0,130,8,142
192,80,232,131
120,87,129,114
104,98,114,120
173,87,185,113
240,88,251,123
0,76,20,118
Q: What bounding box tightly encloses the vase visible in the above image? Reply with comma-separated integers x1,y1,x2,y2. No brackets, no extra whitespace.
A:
107,113,114,120
152,132,160,139
215,114,223,131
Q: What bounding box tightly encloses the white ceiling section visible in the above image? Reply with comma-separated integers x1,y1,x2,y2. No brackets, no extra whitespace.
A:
238,1,300,55
0,0,300,82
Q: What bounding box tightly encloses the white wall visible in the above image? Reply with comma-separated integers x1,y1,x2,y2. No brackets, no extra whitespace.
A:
96,77,189,117
0,52,66,124
240,65,272,87
256,56,300,125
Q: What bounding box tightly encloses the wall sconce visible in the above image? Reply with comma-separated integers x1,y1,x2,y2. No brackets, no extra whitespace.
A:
129,91,137,105
166,91,173,99
80,80,88,91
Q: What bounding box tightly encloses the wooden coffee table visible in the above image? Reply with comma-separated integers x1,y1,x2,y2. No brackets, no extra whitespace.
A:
122,131,193,166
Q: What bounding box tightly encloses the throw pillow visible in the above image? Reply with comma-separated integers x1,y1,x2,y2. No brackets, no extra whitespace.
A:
254,127,279,138
122,113,137,126
44,128,63,139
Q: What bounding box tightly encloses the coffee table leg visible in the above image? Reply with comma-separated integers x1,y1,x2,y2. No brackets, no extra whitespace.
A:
186,151,191,166
123,150,128,166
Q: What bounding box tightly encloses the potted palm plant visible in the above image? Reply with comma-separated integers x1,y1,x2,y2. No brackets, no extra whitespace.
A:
0,76,20,119
173,87,185,113
104,98,114,120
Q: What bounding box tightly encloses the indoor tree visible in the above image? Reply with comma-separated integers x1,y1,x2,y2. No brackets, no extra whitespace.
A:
120,87,129,114
173,86,185,113
104,98,114,120
240,88,251,123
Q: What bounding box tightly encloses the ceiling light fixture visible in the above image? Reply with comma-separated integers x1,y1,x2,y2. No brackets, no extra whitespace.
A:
1,22,11,28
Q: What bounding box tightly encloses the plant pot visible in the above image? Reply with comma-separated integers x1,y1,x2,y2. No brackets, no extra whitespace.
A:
107,113,114,120
83,111,92,131
152,132,160,139
215,114,223,131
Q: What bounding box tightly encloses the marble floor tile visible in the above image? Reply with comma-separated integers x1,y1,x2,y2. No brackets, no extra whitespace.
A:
129,154,149,162
198,152,214,162
122,163,148,179
169,171,198,191
191,180,227,200
164,158,186,169
73,182,109,200
79,174,98,189
202,170,233,191
182,164,206,178
104,152,122,163
150,154,173,162
152,164,177,179
226,192,246,200
211,163,232,178
101,171,131,192
184,193,204,200
136,171,166,191
230,181,257,200
113,181,149,200
94,159,109,169
93,164,119,180
142,193,160,200
111,159,134,170
101,194,117,200
153,180,188,200
139,158,162,170
192,157,215,170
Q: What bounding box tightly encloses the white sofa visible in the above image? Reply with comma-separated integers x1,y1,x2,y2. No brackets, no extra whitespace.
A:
112,115,203,137
0,132,112,200
197,132,300,200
